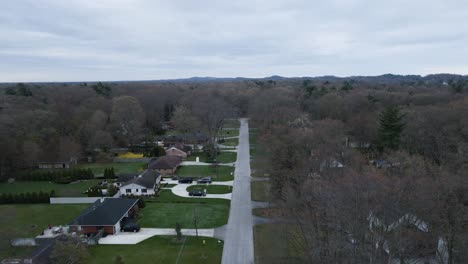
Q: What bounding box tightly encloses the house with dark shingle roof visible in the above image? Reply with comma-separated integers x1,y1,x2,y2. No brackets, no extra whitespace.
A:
118,169,161,196
68,198,138,235
148,155,182,175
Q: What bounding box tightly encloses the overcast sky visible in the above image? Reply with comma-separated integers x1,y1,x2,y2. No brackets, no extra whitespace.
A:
1,0,468,82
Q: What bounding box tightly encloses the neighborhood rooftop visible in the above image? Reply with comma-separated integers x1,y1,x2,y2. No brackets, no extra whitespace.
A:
148,155,182,170
120,170,160,189
69,198,138,226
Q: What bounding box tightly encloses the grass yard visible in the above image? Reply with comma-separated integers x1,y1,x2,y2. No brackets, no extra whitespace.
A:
251,181,272,202
89,236,223,264
176,166,234,181
249,129,258,145
216,152,237,163
218,137,238,147
138,202,229,228
151,190,230,204
0,180,102,197
187,185,233,194
185,152,236,164
140,190,229,229
0,204,88,237
218,128,239,137
223,119,240,128
76,162,146,176
0,204,88,260
185,152,209,162
254,224,304,264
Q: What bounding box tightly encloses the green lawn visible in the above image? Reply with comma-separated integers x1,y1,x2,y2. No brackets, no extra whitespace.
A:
139,202,229,228
185,152,209,162
218,129,239,137
216,152,237,163
0,180,102,197
251,181,272,202
223,119,240,128
0,204,88,260
150,190,230,205
249,130,258,145
76,162,146,176
218,138,238,147
187,185,232,194
176,166,234,181
254,224,304,264
140,190,229,229
186,152,237,164
89,236,223,264
0,204,88,237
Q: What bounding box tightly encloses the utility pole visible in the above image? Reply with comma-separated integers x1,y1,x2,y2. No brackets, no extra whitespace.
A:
193,207,199,239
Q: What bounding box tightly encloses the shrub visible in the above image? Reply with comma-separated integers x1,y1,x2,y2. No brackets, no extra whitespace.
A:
0,190,54,204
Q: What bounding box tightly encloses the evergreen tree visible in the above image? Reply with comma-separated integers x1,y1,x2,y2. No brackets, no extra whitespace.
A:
377,105,405,151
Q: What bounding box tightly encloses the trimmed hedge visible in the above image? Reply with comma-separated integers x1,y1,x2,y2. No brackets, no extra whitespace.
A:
16,169,94,183
0,190,54,204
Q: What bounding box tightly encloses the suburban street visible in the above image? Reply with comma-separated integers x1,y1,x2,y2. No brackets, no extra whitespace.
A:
221,118,254,264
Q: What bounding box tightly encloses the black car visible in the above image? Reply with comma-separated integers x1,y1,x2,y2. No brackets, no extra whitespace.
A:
121,222,140,232
188,188,206,196
197,177,212,184
178,177,193,184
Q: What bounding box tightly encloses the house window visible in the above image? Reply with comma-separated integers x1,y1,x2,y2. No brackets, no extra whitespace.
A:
136,189,139,192
142,189,147,193
126,189,131,193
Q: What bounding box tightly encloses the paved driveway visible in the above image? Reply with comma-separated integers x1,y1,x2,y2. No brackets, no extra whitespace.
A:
180,161,235,166
99,228,218,244
161,180,233,200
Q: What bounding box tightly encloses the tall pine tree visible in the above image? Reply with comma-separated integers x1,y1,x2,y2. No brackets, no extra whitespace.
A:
377,105,405,151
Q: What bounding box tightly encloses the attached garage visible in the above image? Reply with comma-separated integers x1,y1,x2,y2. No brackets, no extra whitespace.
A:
68,198,139,235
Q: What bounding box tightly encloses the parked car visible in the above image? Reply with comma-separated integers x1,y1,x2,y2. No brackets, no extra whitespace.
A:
122,222,140,232
188,188,206,196
178,177,193,184
197,177,212,184
171,175,180,180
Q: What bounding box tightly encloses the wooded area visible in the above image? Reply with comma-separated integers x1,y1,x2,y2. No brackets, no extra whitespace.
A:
1,74,467,263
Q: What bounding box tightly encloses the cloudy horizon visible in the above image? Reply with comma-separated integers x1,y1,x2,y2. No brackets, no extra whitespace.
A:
1,0,468,82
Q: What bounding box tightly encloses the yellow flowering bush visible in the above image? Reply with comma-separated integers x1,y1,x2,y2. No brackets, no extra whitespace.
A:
118,152,144,159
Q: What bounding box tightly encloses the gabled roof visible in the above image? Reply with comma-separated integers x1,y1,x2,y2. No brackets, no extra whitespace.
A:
117,173,136,183
69,198,138,226
120,170,161,189
148,155,182,170
170,143,193,153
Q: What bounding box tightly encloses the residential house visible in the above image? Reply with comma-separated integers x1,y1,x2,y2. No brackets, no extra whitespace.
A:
165,146,189,158
148,155,182,175
165,143,192,158
117,170,161,196
68,198,138,235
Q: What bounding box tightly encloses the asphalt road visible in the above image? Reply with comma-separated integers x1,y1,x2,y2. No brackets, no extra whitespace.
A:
221,118,254,264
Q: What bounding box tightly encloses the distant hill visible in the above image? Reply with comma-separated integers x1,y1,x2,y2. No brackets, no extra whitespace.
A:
0,73,467,85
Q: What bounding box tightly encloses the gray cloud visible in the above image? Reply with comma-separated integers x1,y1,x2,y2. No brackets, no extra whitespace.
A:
1,0,467,82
